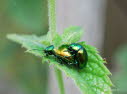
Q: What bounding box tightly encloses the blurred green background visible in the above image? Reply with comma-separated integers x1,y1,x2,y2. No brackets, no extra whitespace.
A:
0,0,49,94
0,0,127,94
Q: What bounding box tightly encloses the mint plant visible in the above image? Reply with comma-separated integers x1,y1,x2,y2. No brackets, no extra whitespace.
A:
7,0,113,94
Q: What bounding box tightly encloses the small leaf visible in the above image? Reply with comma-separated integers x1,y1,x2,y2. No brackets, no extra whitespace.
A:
46,31,58,42
52,33,62,47
62,26,84,44
41,40,51,46
46,31,62,47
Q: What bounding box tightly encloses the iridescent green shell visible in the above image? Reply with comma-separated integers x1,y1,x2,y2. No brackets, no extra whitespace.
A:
68,43,88,69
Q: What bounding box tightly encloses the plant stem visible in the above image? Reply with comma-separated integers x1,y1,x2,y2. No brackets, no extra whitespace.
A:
55,67,65,94
47,0,65,94
48,0,57,41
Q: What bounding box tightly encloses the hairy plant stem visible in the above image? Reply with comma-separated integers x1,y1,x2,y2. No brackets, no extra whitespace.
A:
47,0,65,94
55,68,65,94
48,0,57,42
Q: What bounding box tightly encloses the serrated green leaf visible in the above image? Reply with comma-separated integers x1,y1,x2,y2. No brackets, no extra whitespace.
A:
7,32,113,94
47,42,113,94
62,26,84,44
7,34,46,57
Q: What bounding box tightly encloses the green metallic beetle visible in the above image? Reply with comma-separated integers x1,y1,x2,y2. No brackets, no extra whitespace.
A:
67,43,88,68
44,43,88,69
44,45,74,65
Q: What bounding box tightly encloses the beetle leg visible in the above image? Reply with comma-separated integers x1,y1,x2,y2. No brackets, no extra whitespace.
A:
63,56,71,58
59,59,63,64
55,56,62,64
56,55,66,64
68,60,78,65
45,53,48,57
